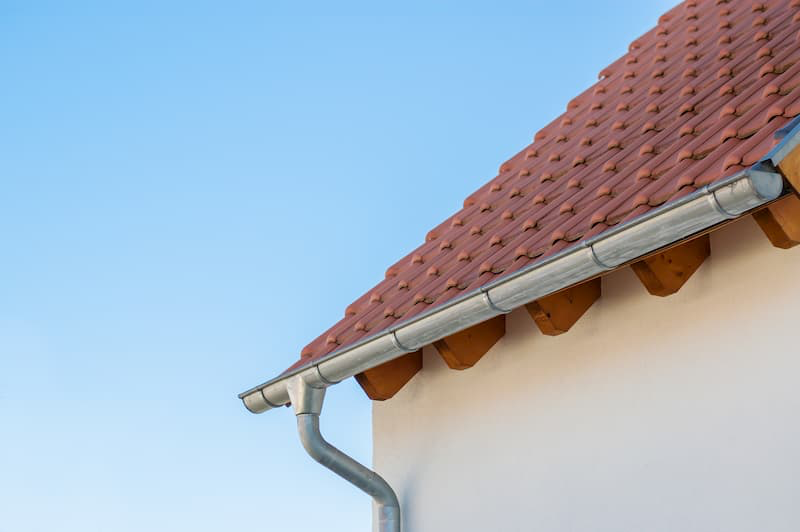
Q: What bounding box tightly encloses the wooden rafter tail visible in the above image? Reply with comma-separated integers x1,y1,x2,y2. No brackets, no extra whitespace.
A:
755,140,800,249
525,278,601,336
753,195,800,249
630,234,710,297
355,350,423,401
433,315,505,370
777,142,800,194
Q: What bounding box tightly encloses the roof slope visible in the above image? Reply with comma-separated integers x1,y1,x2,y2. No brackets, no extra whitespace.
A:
289,0,800,372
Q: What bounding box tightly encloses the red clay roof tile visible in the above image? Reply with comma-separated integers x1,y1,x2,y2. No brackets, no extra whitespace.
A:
287,0,800,372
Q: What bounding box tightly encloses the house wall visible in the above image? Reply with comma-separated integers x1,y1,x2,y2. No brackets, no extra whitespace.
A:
372,216,800,532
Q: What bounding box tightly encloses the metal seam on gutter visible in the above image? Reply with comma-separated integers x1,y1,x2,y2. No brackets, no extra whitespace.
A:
389,330,415,353
707,187,738,219
260,389,280,409
314,366,339,386
585,241,614,270
239,141,792,411
481,289,512,314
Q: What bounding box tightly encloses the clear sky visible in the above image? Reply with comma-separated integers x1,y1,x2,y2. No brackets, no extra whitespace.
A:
1,2,675,531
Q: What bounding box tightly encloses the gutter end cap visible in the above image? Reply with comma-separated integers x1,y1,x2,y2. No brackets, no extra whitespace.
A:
241,390,273,414
747,165,784,201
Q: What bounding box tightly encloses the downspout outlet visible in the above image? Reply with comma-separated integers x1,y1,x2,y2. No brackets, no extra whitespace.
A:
286,375,326,415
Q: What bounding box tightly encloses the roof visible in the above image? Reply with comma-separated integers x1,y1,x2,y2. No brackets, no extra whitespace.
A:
285,0,800,376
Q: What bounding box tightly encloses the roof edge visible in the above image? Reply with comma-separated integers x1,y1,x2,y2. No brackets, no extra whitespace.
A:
240,143,794,414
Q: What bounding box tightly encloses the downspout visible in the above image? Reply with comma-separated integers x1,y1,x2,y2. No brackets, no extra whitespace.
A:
286,374,401,532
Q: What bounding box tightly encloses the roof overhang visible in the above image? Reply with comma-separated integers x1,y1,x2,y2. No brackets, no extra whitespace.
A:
239,122,800,414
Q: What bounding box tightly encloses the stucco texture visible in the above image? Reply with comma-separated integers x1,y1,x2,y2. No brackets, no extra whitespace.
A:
373,216,800,532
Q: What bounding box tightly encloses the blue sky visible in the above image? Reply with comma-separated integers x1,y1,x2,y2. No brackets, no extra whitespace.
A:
1,2,674,530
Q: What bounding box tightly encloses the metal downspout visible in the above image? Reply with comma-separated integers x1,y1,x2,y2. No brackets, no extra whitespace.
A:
287,375,401,532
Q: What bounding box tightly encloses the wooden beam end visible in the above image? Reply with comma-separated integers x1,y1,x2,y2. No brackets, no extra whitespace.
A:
433,315,505,370
355,350,422,400
753,194,800,249
777,144,800,194
631,235,710,297
525,278,601,336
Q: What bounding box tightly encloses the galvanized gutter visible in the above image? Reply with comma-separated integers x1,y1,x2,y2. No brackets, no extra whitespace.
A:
240,159,788,414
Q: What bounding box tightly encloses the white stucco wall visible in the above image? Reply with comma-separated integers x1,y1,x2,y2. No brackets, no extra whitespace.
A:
373,216,800,532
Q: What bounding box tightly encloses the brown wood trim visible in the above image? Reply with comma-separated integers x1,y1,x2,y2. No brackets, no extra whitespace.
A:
354,350,422,401
361,192,793,397
630,234,710,297
753,194,800,249
777,144,800,194
525,278,601,336
433,315,505,370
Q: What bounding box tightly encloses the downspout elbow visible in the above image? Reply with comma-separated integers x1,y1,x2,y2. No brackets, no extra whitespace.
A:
297,414,401,530
287,375,401,532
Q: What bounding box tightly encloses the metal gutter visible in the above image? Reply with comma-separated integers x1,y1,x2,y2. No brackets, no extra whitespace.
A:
240,160,786,414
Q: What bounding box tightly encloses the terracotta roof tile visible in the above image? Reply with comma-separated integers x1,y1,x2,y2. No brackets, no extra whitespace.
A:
288,0,800,370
